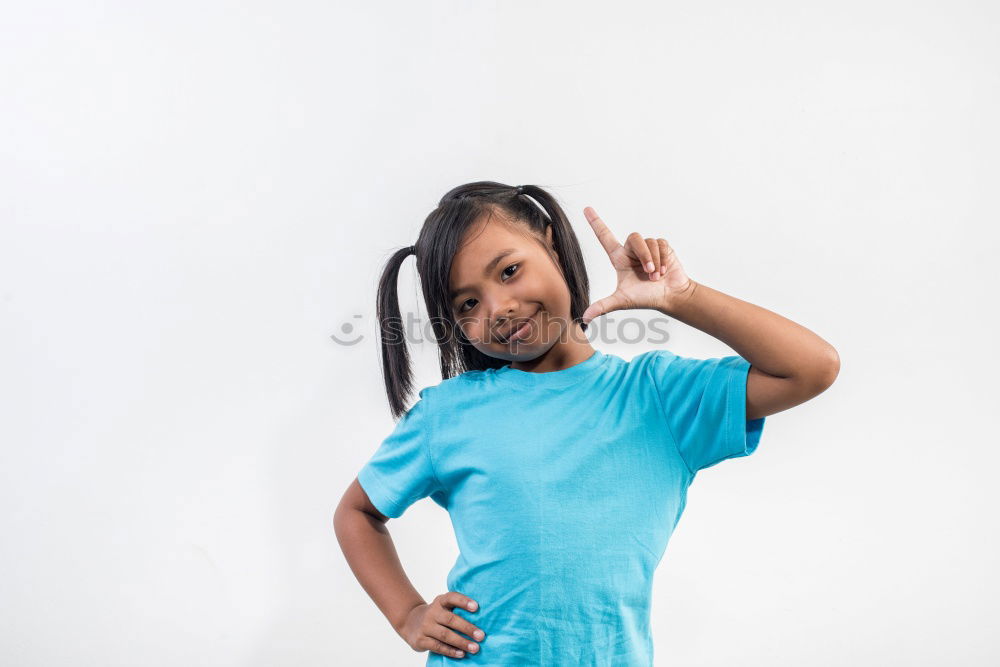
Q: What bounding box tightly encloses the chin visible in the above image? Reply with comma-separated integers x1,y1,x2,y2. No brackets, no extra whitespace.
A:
501,338,559,361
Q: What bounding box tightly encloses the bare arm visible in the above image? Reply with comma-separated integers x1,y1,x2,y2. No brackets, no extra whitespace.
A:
661,280,840,420
334,478,487,660
333,478,426,636
576,207,839,421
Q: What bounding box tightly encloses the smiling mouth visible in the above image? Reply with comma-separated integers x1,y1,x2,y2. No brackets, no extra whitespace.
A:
497,311,539,344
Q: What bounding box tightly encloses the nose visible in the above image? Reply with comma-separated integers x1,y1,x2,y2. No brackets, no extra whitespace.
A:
485,293,518,335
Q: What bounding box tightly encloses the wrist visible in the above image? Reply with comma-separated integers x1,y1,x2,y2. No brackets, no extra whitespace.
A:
658,279,699,316
392,599,426,637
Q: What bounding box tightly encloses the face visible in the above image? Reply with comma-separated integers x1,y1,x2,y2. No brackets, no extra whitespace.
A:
447,212,574,363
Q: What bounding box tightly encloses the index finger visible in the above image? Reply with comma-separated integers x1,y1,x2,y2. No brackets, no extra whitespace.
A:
583,207,621,257
440,591,479,612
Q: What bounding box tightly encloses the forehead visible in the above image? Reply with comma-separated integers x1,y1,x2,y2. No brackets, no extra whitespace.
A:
448,216,539,282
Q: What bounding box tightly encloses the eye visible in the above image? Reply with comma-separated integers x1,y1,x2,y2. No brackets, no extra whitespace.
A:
456,263,520,313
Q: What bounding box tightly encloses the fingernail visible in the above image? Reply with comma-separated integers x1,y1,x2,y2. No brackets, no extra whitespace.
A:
474,630,485,640
646,261,655,272
468,643,478,651
456,650,464,657
468,601,477,610
661,265,666,273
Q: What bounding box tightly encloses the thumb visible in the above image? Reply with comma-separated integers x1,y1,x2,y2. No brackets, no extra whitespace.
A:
581,294,620,326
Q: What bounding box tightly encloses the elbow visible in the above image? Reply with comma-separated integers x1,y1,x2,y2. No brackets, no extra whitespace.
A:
825,346,841,382
333,504,362,548
811,346,841,392
333,493,354,535
333,505,346,536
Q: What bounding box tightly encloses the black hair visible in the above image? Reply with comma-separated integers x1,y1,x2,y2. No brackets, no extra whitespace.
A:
376,181,591,419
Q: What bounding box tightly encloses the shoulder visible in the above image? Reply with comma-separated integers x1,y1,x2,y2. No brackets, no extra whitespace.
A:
611,348,681,379
411,367,493,407
627,349,678,368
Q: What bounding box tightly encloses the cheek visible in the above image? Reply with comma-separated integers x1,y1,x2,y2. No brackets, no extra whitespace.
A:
539,276,572,312
456,317,485,341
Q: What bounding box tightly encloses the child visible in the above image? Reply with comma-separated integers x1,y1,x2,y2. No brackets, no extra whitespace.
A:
334,181,840,666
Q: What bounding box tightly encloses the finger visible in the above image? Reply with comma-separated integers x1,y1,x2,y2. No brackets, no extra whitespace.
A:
441,608,486,642
432,616,481,655
581,294,619,326
657,239,670,274
646,238,661,278
422,636,467,659
583,207,621,258
625,232,655,274
438,591,479,613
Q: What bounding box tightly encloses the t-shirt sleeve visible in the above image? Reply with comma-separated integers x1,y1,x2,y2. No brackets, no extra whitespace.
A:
646,350,766,474
357,388,445,519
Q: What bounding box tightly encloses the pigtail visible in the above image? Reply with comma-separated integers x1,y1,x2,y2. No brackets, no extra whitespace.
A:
516,185,592,334
376,245,418,420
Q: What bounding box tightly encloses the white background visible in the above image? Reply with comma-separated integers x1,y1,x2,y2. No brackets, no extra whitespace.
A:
2,1,997,665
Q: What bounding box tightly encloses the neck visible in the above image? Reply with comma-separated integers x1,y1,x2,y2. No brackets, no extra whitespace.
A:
508,322,595,373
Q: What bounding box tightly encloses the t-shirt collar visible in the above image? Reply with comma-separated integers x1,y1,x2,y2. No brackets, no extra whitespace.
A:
493,349,606,388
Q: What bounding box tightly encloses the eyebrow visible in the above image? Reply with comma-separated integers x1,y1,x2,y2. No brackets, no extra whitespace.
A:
450,248,518,300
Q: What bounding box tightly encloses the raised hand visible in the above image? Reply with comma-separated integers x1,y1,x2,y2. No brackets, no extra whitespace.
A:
399,591,486,660
580,206,695,325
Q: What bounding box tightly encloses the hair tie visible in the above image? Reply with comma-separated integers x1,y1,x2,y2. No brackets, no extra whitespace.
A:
407,245,417,255
515,185,525,195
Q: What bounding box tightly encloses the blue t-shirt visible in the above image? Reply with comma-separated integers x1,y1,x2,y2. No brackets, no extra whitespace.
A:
357,348,766,666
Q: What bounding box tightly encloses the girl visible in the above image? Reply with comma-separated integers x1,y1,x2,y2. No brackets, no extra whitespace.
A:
334,181,839,666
